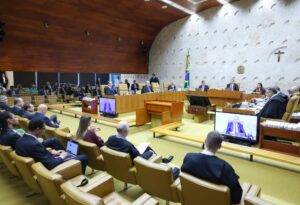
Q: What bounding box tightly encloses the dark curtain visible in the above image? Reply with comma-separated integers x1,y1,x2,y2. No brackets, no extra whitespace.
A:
14,72,35,87
38,72,58,88
80,73,95,86
60,73,78,85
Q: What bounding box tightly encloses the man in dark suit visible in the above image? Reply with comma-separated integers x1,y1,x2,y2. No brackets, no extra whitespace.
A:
0,111,21,149
168,82,177,92
149,73,159,84
10,97,25,117
15,119,88,173
104,82,117,95
106,121,174,163
141,81,153,94
226,77,239,91
258,87,288,119
29,104,60,128
198,80,209,91
131,80,139,94
181,131,243,204
0,95,11,111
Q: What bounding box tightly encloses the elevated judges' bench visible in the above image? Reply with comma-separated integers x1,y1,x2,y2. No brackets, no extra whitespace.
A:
150,123,300,167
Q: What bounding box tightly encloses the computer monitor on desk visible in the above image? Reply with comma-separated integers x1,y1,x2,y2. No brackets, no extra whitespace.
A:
99,97,116,117
214,112,258,145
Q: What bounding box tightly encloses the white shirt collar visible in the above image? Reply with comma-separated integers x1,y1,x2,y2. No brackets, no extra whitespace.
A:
201,149,215,156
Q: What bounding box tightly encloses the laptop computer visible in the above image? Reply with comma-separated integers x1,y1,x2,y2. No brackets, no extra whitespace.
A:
63,140,79,161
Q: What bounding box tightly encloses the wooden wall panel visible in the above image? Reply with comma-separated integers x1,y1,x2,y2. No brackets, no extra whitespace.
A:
0,0,186,74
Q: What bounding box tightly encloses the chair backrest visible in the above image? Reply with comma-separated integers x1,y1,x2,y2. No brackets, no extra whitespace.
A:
151,83,160,93
282,95,300,121
18,117,29,131
163,82,169,91
21,95,32,104
179,172,230,205
100,146,136,184
32,162,65,205
61,181,104,205
77,140,105,171
138,83,145,91
33,95,45,106
134,157,177,201
45,126,57,139
100,85,106,95
244,196,274,205
7,97,14,106
118,84,129,96
47,95,58,104
0,145,19,176
53,129,73,148
10,151,41,193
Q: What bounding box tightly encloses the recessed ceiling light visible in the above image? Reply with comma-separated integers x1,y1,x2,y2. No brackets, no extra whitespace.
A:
162,5,168,9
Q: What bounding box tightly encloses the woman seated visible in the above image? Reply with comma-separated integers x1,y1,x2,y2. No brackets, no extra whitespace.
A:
253,83,266,95
75,115,104,148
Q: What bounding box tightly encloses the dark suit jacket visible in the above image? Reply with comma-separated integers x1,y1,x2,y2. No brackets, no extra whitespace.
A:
10,106,25,117
29,112,59,128
150,77,159,84
0,102,11,111
258,93,288,119
253,88,266,95
104,86,117,95
105,135,141,160
226,83,239,91
0,128,21,149
22,111,34,119
15,133,64,170
141,85,153,94
181,153,242,204
131,83,139,93
168,85,176,91
198,85,209,91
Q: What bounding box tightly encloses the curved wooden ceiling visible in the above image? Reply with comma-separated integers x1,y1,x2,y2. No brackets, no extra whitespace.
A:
0,0,186,73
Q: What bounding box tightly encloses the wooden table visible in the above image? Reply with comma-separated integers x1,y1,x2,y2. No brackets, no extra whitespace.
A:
259,124,300,156
136,100,184,126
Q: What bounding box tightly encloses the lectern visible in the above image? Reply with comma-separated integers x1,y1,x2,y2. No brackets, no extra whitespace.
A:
136,101,183,127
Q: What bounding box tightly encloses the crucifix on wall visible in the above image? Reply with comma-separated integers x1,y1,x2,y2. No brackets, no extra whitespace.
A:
274,50,285,62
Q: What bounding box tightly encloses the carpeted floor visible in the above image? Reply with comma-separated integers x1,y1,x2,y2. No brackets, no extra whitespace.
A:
0,111,299,205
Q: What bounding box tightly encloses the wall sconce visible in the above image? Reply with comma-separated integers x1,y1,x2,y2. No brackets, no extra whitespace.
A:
43,21,49,29
84,30,91,37
117,36,122,42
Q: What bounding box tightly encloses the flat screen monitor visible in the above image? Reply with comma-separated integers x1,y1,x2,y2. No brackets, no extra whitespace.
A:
214,112,258,144
66,140,79,155
99,98,116,116
187,95,211,107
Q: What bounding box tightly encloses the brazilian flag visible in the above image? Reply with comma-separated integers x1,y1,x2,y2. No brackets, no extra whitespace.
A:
184,50,191,90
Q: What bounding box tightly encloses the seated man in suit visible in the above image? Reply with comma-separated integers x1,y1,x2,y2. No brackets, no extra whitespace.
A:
130,80,139,94
168,82,177,92
0,111,22,149
226,77,239,91
10,97,25,117
181,131,242,204
198,80,209,91
104,81,117,95
0,95,11,111
225,115,247,138
29,104,60,128
15,119,88,173
22,102,35,119
106,121,174,163
258,87,289,119
141,81,153,94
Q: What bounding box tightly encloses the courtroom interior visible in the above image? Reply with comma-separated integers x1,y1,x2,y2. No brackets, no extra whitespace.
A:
0,0,300,205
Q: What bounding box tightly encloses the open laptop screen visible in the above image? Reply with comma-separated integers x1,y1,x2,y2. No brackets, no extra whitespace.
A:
66,140,79,155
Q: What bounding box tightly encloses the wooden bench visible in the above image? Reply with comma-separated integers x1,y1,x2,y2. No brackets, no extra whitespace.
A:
150,123,300,167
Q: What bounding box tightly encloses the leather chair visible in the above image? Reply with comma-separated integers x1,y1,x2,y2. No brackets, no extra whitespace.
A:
47,95,58,104
33,95,45,106
0,145,19,177
282,95,300,122
18,116,29,131
61,172,159,205
53,129,73,148
10,151,42,193
134,157,180,204
244,196,274,205
151,83,160,93
178,172,261,205
31,160,83,205
118,83,129,96
100,146,137,188
77,139,105,171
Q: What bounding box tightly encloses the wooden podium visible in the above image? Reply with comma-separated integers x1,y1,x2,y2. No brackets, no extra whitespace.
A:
82,98,98,114
136,101,183,126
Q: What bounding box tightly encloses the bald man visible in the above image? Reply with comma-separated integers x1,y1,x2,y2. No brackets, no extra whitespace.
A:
29,104,60,128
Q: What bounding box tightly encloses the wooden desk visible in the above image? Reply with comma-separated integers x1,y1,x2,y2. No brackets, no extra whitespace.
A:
259,124,300,156
136,101,183,126
222,107,257,116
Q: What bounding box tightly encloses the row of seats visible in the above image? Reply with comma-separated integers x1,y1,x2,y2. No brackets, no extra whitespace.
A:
1,115,273,205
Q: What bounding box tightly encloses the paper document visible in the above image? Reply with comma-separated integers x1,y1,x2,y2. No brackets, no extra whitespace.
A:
137,142,150,154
